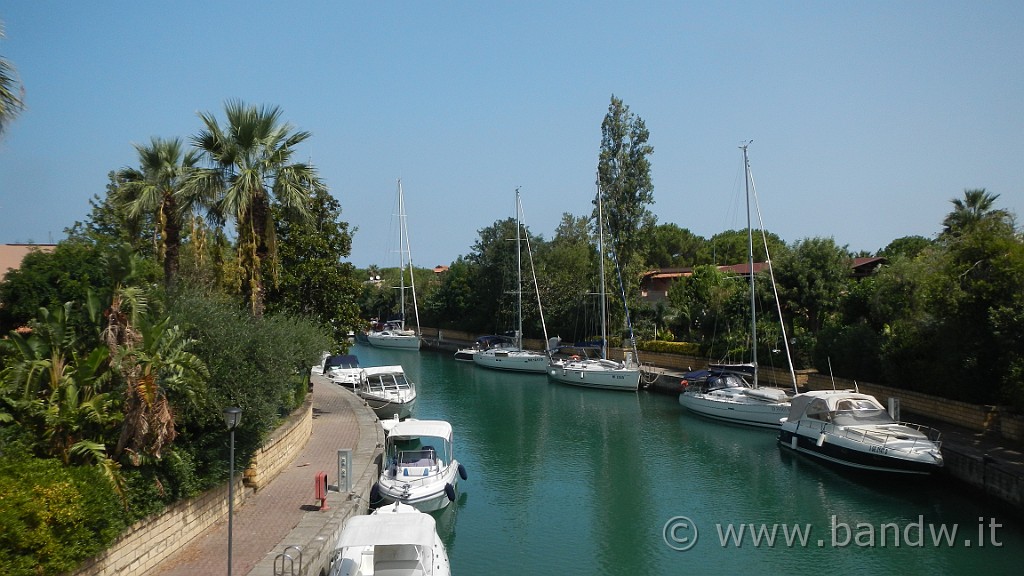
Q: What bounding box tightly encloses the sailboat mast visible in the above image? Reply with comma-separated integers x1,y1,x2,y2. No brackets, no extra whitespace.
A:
398,179,407,330
597,185,608,361
742,143,758,387
396,179,420,335
519,192,551,356
515,188,524,350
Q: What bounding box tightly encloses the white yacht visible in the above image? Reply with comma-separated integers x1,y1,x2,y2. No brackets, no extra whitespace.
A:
367,320,420,351
367,180,421,351
372,420,466,512
546,186,640,392
356,365,417,421
778,389,944,474
679,144,796,424
329,501,449,576
323,354,362,388
473,189,551,374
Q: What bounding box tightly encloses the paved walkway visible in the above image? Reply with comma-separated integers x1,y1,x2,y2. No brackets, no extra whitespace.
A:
146,375,381,576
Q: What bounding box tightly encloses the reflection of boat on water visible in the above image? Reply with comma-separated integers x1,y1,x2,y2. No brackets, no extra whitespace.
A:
372,420,467,513
356,365,417,420
778,390,944,475
329,501,450,576
679,144,796,426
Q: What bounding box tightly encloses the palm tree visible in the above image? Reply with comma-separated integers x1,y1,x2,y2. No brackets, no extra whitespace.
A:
187,100,322,317
942,189,1013,237
0,21,25,138
118,137,199,286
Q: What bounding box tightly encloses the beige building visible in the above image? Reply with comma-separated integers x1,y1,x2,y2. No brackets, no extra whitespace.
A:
0,243,57,282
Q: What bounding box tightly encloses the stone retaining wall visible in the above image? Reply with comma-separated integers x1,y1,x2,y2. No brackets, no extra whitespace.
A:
70,397,314,576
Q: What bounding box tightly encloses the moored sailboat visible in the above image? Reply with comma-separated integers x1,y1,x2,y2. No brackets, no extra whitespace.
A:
679,143,796,426
367,180,421,350
547,184,641,391
473,188,551,374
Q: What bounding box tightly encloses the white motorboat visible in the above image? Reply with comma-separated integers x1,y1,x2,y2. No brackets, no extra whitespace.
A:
324,354,362,388
547,186,640,392
357,365,417,421
778,390,944,474
329,501,449,576
473,189,551,374
367,180,421,351
372,419,467,513
679,144,796,425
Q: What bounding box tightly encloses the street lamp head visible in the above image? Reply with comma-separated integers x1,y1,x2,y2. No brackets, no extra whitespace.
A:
223,406,242,430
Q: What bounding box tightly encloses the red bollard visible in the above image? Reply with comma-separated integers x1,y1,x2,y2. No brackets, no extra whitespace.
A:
314,471,329,510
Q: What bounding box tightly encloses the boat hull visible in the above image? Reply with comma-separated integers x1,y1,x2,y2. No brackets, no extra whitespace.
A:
453,349,476,361
547,360,640,391
367,332,421,350
376,461,461,512
363,395,416,420
679,391,790,428
473,350,548,373
778,426,943,475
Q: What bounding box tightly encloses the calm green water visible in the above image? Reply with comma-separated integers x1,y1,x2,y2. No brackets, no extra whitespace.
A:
353,343,1023,575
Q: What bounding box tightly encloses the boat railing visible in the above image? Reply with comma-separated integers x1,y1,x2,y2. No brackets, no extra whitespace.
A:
832,422,943,452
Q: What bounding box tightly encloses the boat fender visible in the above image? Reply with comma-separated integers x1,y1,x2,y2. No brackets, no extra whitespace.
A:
458,463,468,481
790,436,798,450
444,483,457,502
680,379,689,390
370,483,381,504
816,433,827,447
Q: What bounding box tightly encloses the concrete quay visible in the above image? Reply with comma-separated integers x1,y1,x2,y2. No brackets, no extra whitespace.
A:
145,374,383,576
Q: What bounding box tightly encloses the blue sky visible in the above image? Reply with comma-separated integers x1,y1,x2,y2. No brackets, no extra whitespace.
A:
1,1,1021,269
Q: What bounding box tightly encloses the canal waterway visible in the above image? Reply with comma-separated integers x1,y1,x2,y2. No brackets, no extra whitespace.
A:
352,343,1024,575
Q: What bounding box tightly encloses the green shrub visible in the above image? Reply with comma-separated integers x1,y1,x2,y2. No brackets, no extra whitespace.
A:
0,453,126,576
638,340,701,356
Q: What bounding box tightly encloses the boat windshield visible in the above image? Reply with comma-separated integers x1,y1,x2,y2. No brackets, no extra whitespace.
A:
705,373,749,392
831,399,894,426
386,436,450,467
366,372,411,392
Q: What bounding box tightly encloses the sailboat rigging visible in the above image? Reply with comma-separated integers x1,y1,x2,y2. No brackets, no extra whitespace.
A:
547,184,641,391
367,179,421,350
678,143,796,426
473,188,551,373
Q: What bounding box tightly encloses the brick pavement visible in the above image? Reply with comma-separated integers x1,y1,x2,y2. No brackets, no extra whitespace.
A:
145,376,378,576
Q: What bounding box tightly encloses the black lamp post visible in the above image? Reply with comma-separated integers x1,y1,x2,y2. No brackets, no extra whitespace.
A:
223,406,242,576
